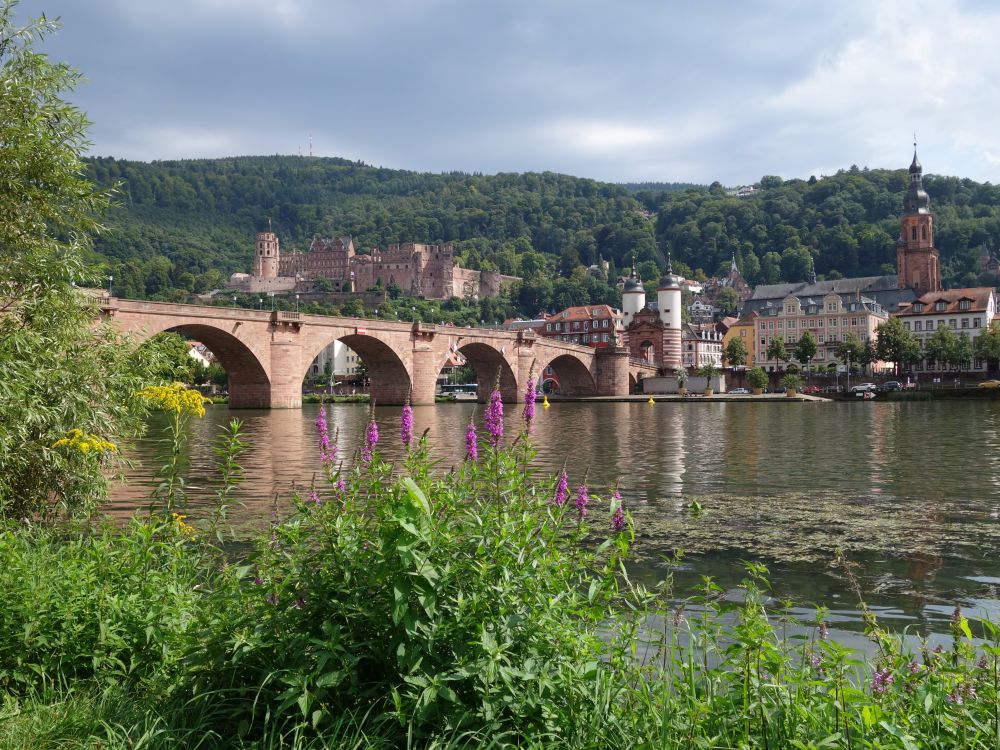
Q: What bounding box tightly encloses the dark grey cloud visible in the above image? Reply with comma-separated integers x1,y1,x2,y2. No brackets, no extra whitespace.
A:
20,0,1000,183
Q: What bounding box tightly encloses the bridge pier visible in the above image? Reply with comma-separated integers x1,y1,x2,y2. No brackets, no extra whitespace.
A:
595,346,631,397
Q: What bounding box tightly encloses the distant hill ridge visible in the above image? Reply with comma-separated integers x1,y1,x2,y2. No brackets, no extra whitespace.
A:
83,155,1000,313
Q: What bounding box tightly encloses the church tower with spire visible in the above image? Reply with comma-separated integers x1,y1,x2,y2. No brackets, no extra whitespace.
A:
896,142,941,294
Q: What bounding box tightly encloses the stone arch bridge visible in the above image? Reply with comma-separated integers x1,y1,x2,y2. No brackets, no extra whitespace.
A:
101,298,657,408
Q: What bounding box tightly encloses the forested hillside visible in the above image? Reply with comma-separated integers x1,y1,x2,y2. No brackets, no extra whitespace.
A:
83,156,1000,317
657,168,1000,291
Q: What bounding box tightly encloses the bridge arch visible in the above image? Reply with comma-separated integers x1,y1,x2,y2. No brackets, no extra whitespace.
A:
537,352,597,396
432,339,519,403
137,322,272,409
300,330,412,405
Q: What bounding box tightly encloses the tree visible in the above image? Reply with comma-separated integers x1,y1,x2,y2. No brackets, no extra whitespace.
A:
723,336,747,367
835,332,864,370
951,332,973,372
766,337,788,367
793,330,818,370
974,322,1000,372
924,324,955,369
0,4,160,520
874,317,919,376
715,287,739,317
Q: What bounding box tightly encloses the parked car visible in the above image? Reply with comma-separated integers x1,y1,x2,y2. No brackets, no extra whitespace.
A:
801,385,822,394
878,381,903,392
978,379,1000,389
850,383,877,392
728,387,750,395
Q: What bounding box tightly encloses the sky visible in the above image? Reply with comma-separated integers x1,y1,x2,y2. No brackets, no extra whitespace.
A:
18,0,1000,185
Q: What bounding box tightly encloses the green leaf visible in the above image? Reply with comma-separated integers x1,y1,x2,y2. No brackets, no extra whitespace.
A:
402,477,430,515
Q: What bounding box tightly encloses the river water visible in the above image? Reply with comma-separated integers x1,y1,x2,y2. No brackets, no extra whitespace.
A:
110,400,1000,640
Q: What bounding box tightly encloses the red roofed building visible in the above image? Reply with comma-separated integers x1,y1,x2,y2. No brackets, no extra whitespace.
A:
539,304,624,348
895,287,997,374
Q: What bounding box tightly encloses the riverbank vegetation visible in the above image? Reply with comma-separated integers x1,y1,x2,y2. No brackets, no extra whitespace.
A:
3,396,1000,748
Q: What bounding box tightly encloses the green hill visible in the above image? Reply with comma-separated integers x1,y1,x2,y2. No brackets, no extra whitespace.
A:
83,156,1000,318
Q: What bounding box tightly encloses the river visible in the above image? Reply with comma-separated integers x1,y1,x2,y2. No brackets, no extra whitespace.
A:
110,399,1000,640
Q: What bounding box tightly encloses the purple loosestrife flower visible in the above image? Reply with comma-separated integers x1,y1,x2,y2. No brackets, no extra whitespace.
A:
401,400,414,448
553,469,569,506
335,475,347,494
611,490,626,532
575,484,589,519
523,375,537,430
361,418,379,463
315,405,337,464
818,622,829,641
465,418,478,461
871,668,894,695
308,490,320,504
253,577,263,586
485,385,504,447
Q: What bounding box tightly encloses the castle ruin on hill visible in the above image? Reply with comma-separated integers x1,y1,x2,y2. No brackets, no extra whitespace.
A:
229,232,519,301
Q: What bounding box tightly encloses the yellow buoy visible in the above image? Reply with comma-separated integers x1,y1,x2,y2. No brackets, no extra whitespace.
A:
543,395,550,408
647,396,655,404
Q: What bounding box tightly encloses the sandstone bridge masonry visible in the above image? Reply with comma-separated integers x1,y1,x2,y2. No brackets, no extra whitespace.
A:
101,298,657,409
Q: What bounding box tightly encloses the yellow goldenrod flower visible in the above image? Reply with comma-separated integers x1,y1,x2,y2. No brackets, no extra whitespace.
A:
52,430,118,454
137,383,208,418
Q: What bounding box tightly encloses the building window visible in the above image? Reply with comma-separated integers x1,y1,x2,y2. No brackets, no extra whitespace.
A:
842,317,849,327
786,304,796,314
740,330,746,337
828,334,837,343
960,300,971,310
974,319,981,328
949,320,957,329
962,318,969,328
851,318,858,326
546,323,552,331
936,301,947,312
914,321,922,331
830,318,838,327
827,302,837,311
911,227,918,240
904,321,911,330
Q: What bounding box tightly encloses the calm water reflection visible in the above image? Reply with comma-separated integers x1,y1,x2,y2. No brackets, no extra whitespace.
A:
111,400,1000,635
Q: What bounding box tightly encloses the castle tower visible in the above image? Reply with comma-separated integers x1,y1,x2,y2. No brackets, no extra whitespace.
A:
253,231,280,279
621,257,645,326
657,252,683,369
896,143,940,294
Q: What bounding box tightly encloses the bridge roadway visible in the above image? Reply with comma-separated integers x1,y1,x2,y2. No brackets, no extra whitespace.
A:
100,297,658,408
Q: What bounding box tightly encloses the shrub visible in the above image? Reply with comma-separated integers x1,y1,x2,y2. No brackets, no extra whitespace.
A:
780,373,803,390
747,367,769,390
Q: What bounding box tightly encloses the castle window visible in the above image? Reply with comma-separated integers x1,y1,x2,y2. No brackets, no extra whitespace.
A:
911,227,918,241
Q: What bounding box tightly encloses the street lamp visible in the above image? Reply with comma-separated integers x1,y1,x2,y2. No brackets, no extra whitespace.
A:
107,274,113,296
295,293,300,312
232,295,237,308
269,292,275,311
258,297,263,310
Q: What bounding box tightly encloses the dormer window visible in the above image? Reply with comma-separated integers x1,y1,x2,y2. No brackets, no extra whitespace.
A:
935,301,947,312
912,303,923,313
959,299,971,310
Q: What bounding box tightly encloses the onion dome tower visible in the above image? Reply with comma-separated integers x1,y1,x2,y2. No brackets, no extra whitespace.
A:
896,139,940,294
622,255,645,326
657,250,683,369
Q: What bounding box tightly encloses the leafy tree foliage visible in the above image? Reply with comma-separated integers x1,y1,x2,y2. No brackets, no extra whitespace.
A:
723,336,747,367
974,322,1000,370
875,317,920,376
0,3,164,520
793,330,818,366
834,332,865,368
766,337,788,366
